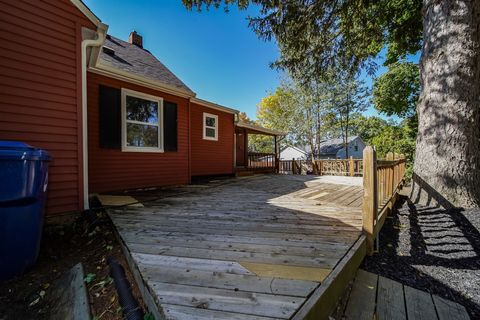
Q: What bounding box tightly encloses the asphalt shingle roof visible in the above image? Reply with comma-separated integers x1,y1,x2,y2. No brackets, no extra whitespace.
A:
319,136,358,154
99,35,194,94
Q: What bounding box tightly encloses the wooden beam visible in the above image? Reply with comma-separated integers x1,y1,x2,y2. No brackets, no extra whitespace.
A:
244,128,248,169
349,156,355,177
292,235,366,320
362,147,377,255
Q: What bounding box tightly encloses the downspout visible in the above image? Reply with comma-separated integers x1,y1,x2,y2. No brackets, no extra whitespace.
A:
81,26,107,210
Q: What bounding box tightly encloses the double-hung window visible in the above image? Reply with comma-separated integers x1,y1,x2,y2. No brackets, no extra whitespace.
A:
203,113,218,141
121,88,163,152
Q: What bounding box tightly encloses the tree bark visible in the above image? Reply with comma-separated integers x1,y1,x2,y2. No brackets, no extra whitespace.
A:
412,0,480,208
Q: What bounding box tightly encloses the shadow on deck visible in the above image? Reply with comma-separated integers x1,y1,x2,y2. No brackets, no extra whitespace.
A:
106,175,365,319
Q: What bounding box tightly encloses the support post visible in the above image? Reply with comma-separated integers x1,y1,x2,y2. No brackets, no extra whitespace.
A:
349,156,354,177
362,146,377,255
292,158,296,174
274,135,279,173
244,129,248,169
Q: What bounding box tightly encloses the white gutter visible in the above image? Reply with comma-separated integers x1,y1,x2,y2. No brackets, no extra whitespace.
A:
81,26,107,210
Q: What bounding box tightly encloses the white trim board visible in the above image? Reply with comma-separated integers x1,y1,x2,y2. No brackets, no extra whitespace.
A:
203,112,219,141
121,88,164,153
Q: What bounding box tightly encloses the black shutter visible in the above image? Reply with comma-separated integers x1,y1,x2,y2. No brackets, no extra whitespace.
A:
163,101,177,151
99,85,121,149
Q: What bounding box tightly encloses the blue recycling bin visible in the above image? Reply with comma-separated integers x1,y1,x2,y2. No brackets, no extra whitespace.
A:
0,141,51,282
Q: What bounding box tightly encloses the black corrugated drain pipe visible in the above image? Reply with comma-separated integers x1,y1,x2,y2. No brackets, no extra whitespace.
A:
107,257,144,320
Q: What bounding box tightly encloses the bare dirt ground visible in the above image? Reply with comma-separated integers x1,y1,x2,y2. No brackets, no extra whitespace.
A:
0,212,146,320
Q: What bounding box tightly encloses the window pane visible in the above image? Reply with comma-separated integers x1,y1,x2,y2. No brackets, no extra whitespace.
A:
205,127,216,138
126,123,159,147
205,116,216,127
126,95,158,124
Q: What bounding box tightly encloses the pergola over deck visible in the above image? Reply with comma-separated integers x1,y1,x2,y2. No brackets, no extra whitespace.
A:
235,120,286,174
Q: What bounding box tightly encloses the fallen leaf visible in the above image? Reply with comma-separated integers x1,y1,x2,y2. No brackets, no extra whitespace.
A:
29,297,40,307
84,273,96,284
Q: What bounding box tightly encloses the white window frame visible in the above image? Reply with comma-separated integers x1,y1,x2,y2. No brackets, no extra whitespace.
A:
203,112,218,141
121,88,164,152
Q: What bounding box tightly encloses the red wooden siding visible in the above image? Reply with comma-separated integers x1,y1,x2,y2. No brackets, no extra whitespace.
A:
190,102,235,176
87,72,190,193
0,0,95,215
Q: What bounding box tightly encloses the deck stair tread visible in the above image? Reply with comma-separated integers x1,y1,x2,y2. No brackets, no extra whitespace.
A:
342,269,470,320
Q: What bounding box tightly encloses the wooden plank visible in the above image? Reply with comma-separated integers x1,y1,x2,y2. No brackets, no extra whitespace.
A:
114,221,360,244
150,282,303,319
120,232,348,258
404,285,438,320
97,195,143,207
140,263,318,297
161,304,275,320
362,146,377,255
127,243,340,268
433,294,470,320
111,210,363,227
132,253,253,275
377,276,407,320
112,217,360,237
239,262,331,282
292,235,366,320
344,269,378,320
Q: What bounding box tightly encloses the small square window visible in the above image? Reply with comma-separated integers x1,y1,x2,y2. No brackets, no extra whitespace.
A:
203,113,218,141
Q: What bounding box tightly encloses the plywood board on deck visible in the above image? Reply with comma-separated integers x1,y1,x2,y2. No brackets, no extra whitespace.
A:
239,262,331,282
97,195,143,207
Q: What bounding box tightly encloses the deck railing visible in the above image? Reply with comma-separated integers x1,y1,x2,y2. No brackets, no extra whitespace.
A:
247,152,277,171
279,158,363,176
362,146,406,255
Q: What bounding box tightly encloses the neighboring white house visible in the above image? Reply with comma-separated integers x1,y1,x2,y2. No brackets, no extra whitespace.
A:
280,136,365,160
280,146,308,160
319,136,365,159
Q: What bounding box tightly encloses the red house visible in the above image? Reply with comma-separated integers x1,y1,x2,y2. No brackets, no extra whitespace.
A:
0,0,282,219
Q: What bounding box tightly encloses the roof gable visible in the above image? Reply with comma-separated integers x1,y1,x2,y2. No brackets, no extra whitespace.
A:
98,35,194,95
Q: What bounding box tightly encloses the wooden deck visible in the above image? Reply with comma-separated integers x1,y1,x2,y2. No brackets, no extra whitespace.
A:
343,269,471,320
108,175,365,319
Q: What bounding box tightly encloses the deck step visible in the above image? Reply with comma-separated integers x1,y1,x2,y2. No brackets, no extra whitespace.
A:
342,269,470,320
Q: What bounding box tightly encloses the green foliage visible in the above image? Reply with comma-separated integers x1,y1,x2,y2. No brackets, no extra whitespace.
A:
183,0,422,83
84,273,96,284
144,313,155,320
373,62,420,118
370,121,416,180
349,115,389,144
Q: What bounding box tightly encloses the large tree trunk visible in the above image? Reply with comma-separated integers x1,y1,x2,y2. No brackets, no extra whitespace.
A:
412,0,480,208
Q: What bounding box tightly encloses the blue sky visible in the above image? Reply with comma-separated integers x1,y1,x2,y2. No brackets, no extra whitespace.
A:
84,0,279,119
84,0,418,121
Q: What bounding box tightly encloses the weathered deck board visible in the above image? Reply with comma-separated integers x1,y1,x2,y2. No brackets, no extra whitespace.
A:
109,175,364,319
343,269,377,320
404,285,437,320
342,270,471,320
377,276,407,320
433,294,470,320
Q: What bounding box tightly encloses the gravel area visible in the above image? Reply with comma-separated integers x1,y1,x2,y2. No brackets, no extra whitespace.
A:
362,196,480,318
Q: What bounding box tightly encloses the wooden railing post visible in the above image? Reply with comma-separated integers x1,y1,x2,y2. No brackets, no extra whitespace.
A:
292,158,296,174
349,156,354,177
362,146,377,255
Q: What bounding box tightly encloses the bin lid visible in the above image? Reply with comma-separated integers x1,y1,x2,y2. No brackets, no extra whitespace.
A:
0,141,52,161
